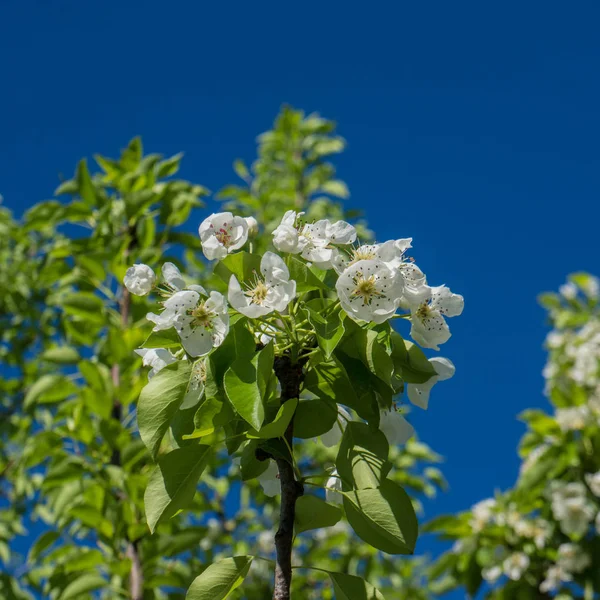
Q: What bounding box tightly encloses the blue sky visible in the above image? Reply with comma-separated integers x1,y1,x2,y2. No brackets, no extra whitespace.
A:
2,0,600,596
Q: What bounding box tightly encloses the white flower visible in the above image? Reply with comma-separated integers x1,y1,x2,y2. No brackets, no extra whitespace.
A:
410,285,464,350
379,409,415,446
148,289,229,357
559,282,578,299
407,357,455,409
228,251,296,318
502,552,529,581
336,259,404,323
582,276,599,298
245,216,259,237
134,348,177,379
557,543,590,573
585,471,600,496
326,470,343,505
161,262,187,291
546,331,565,349
540,565,572,593
320,405,352,447
199,212,249,260
470,499,496,533
551,482,595,537
272,211,356,269
555,406,591,432
123,264,156,296
482,565,502,584
257,460,280,497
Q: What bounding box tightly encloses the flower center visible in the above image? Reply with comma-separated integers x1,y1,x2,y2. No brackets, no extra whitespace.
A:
215,226,232,247
190,303,214,329
246,280,269,305
416,303,431,320
351,274,384,306
349,247,377,265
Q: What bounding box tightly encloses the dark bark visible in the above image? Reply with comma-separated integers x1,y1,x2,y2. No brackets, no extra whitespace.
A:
111,288,144,600
272,356,305,600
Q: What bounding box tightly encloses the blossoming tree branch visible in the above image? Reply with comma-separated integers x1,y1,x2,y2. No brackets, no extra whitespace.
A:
124,206,463,599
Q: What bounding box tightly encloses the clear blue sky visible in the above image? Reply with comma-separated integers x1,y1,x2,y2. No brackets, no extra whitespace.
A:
2,1,600,596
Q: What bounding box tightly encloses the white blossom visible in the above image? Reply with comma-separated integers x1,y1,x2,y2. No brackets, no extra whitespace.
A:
320,405,352,447
161,262,187,290
551,482,595,537
326,470,343,505
502,552,529,581
470,499,496,533
585,471,600,496
482,565,502,584
123,264,156,296
134,348,177,379
410,285,464,350
379,409,414,446
581,276,599,298
407,357,455,409
199,212,249,260
555,405,591,432
272,211,356,269
557,543,590,573
245,216,259,237
147,289,229,357
540,565,572,593
228,251,296,318
257,460,280,497
559,282,578,299
336,259,404,323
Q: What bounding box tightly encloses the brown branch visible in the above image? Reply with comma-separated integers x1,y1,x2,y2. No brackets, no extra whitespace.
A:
110,286,144,600
272,356,305,600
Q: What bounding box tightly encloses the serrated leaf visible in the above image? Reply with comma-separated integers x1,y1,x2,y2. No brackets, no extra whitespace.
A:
343,479,418,555
145,445,212,533
138,361,192,458
295,495,342,534
248,398,298,439
186,556,253,600
329,572,386,600
337,422,390,489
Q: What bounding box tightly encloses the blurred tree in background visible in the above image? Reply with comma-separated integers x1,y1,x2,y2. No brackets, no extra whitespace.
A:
0,107,448,599
427,274,600,599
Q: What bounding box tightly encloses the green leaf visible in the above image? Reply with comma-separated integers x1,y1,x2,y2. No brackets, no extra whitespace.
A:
41,346,81,364
345,327,393,386
224,343,273,430
240,440,269,481
58,574,106,600
329,572,385,600
62,292,105,325
337,422,390,490
294,398,338,439
138,361,192,458
249,398,298,439
214,252,262,286
186,556,253,600
343,479,418,555
142,328,182,349
304,299,345,359
145,445,212,533
320,179,350,199
156,153,183,178
390,332,436,384
233,159,250,180
24,375,76,409
28,530,60,562
76,159,97,206
295,495,342,534
285,256,327,292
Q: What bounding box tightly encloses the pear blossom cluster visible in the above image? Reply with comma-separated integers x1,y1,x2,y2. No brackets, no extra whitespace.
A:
124,210,463,476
